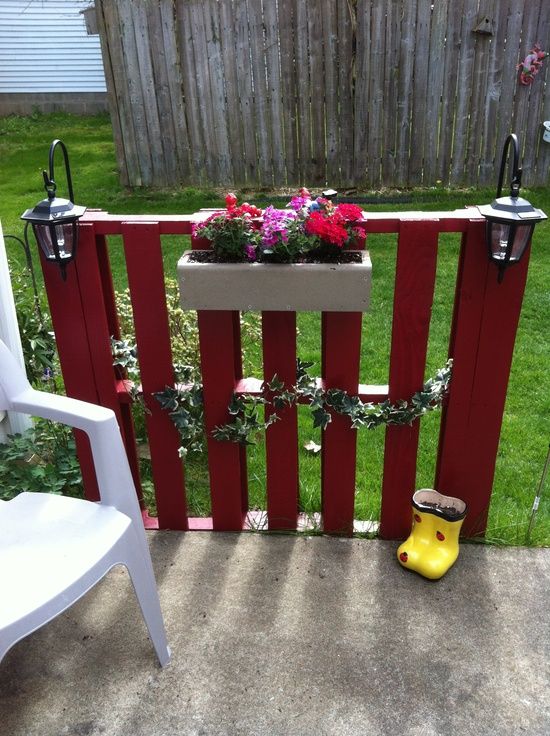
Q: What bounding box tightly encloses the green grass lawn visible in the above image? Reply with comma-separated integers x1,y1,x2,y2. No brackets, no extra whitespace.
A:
1,112,549,545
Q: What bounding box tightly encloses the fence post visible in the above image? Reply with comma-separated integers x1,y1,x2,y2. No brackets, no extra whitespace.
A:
435,220,532,536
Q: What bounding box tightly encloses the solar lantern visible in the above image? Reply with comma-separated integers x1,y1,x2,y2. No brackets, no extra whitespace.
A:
477,133,546,283
21,139,86,281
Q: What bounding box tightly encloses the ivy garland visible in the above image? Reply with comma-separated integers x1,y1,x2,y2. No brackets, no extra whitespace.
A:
153,359,453,455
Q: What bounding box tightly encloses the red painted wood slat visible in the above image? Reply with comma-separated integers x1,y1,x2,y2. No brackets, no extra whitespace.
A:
321,311,363,534
122,222,188,530
38,248,100,501
379,220,440,539
197,310,248,530
436,221,532,536
262,311,299,530
75,225,145,506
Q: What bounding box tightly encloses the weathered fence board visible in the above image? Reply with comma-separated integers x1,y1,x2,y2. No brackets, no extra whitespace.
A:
96,0,550,187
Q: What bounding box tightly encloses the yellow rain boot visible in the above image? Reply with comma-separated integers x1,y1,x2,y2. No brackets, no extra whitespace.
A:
397,489,467,580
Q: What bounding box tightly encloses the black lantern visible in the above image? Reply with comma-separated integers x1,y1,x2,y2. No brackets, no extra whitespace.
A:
478,133,546,283
21,139,86,280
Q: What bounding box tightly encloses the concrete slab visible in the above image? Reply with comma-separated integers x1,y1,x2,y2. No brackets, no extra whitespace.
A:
0,533,548,736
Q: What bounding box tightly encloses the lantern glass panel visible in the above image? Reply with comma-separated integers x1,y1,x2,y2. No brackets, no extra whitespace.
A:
489,222,533,263
34,222,76,261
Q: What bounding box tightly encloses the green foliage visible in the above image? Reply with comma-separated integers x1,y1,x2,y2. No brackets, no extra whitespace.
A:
0,420,82,501
154,375,204,457
213,359,453,442
9,266,57,386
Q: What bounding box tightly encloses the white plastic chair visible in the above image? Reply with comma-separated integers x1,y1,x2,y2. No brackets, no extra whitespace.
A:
0,339,170,667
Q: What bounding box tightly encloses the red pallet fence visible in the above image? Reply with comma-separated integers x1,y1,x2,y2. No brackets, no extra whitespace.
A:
34,209,533,538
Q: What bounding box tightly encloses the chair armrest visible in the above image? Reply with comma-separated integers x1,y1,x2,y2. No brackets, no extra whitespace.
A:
11,387,114,431
11,388,143,525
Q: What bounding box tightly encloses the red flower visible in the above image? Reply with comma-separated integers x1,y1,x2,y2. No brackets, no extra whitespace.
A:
305,211,348,247
230,202,263,219
336,203,363,221
225,192,238,209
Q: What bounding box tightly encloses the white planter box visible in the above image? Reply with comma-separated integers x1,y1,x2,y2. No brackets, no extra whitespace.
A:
177,250,372,312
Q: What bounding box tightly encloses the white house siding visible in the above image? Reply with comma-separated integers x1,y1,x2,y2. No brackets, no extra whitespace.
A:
0,0,106,93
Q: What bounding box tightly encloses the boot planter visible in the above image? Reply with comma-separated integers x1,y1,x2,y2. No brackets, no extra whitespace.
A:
397,489,467,580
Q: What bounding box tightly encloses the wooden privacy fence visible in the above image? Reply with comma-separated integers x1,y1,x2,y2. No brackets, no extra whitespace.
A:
37,208,532,539
95,0,550,189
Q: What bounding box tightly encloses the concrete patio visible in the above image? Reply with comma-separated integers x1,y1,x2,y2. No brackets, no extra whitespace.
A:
0,533,548,736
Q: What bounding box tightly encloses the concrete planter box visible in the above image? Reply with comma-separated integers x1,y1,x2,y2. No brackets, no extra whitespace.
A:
177,250,372,312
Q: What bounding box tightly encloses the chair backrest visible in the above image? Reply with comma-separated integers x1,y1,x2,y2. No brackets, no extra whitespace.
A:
0,339,32,412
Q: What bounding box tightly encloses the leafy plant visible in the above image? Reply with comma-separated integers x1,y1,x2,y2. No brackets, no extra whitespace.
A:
0,420,82,501
212,359,453,443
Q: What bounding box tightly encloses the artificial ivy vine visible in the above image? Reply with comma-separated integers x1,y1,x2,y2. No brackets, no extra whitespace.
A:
153,359,453,456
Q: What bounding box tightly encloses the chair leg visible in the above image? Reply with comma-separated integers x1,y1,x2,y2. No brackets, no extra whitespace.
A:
121,533,171,667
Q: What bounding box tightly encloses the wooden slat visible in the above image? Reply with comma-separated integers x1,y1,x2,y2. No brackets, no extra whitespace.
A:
264,1,286,184
353,0,371,183
512,0,540,147
379,220,440,539
97,0,140,186
295,0,310,184
117,0,154,186
423,0,448,185
437,0,464,185
464,0,496,183
248,1,272,186
367,0,386,189
324,0,339,184
262,312,299,530
321,312,363,535
307,0,325,184
122,223,188,530
337,0,355,184
144,0,178,186
198,311,248,530
381,0,401,187
492,2,524,182
233,0,258,184
408,0,432,185
436,221,532,537
187,1,219,183
95,0,129,186
95,233,144,500
278,0,299,183
176,0,207,181
38,250,100,502
478,0,513,185
201,0,232,184
395,0,417,185
450,0,480,186
218,0,246,185
159,0,192,181
518,3,549,181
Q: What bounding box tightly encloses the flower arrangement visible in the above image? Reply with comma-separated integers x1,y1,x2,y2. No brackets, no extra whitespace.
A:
192,189,365,264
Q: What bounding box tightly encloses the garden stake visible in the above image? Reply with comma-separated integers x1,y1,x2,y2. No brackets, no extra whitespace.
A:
525,444,550,543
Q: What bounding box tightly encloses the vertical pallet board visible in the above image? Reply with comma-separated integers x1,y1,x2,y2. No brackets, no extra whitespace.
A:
435,221,532,537
122,223,188,530
262,312,299,530
94,232,144,500
321,312,363,535
74,225,144,506
379,220,440,539
38,251,100,501
198,311,248,530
